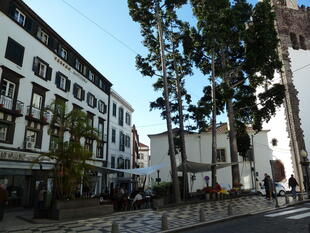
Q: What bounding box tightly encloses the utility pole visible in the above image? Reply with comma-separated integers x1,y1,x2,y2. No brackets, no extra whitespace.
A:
211,50,217,188
155,0,181,204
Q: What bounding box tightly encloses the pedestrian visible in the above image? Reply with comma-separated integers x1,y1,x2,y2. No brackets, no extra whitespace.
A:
288,174,299,199
263,173,270,200
268,176,275,199
0,183,8,221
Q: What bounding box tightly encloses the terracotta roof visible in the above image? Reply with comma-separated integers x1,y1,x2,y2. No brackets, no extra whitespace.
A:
139,142,149,148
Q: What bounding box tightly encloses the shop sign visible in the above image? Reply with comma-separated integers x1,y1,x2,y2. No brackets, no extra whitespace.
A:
0,150,51,163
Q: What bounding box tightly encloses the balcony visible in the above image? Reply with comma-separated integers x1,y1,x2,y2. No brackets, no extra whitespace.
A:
0,95,24,116
26,106,51,124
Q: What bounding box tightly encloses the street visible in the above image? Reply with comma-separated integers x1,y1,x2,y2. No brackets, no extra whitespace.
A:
180,203,310,233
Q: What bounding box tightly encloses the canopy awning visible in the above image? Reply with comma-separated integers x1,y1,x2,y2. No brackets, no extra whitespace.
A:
177,161,240,173
104,163,168,175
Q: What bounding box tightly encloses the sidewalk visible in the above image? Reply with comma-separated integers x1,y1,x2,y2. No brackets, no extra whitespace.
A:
1,195,305,233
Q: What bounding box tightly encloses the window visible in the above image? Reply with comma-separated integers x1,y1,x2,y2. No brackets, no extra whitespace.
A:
60,48,67,60
117,157,124,169
49,136,59,151
55,72,70,92
96,143,104,159
32,57,52,80
75,59,82,72
112,103,117,117
5,37,25,67
87,93,97,108
119,131,125,151
111,156,115,168
0,80,15,99
37,28,49,45
271,138,278,147
88,71,95,82
32,93,43,109
98,118,104,141
300,35,307,50
85,138,93,153
26,130,42,149
73,83,84,101
290,32,299,50
216,149,226,162
98,100,107,114
118,107,124,126
125,135,130,148
0,123,9,141
14,8,26,26
88,114,94,127
112,128,116,143
125,112,131,125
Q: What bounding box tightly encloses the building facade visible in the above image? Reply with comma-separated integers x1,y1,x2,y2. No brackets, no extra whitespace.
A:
268,0,310,190
149,125,291,192
107,89,134,192
0,0,112,207
136,142,150,188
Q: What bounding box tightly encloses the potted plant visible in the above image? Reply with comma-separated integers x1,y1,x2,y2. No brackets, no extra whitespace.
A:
0,103,4,108
152,182,171,209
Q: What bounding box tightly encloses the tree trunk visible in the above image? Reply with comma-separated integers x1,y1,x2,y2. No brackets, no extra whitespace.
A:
226,98,240,186
175,76,189,200
156,1,181,204
211,51,217,188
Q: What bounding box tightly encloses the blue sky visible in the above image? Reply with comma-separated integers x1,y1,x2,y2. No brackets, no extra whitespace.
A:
23,0,309,145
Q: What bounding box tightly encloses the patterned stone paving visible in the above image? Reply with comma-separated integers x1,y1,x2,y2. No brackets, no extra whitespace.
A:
3,196,290,233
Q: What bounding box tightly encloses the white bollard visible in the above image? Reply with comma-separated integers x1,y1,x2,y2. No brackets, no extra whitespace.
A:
162,212,168,230
285,195,289,205
227,203,233,216
199,208,206,222
111,221,120,233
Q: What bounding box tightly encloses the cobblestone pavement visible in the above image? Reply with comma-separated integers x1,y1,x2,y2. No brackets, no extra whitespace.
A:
1,196,296,233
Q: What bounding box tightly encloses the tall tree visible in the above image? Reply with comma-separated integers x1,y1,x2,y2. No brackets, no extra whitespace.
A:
128,0,188,203
186,0,285,186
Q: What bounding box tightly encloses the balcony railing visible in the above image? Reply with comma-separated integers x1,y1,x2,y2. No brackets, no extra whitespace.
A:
0,95,24,115
27,106,52,123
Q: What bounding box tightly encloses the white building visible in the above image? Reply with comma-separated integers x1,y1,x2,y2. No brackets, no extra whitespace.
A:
0,0,112,206
107,89,134,191
149,125,292,192
136,142,150,188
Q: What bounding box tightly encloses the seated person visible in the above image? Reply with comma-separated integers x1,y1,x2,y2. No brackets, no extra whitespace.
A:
132,192,143,209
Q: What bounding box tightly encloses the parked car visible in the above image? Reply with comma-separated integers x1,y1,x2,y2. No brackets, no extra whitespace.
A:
258,183,286,196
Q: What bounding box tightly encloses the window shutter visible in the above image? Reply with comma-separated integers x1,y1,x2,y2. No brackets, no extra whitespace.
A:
93,97,97,108
25,17,33,32
8,4,16,19
73,83,77,97
36,131,43,149
5,38,24,67
55,72,61,88
46,66,52,81
32,57,39,75
66,79,71,92
104,103,107,114
47,36,54,49
87,92,90,105
81,89,85,101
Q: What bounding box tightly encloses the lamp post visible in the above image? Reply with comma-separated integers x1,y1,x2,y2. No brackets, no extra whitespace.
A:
300,149,310,199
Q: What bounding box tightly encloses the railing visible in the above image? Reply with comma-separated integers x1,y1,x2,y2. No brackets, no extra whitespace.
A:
0,95,13,110
43,110,52,123
16,100,24,114
27,106,41,119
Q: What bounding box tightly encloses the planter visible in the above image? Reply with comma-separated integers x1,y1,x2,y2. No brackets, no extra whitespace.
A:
205,193,210,201
51,199,113,220
152,198,165,210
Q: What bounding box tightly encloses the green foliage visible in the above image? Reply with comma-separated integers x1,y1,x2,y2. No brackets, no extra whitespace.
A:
152,182,172,198
41,100,99,200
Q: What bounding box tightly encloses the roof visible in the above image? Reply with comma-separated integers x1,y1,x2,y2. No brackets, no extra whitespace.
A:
204,123,269,134
111,89,134,112
139,142,149,148
148,128,195,137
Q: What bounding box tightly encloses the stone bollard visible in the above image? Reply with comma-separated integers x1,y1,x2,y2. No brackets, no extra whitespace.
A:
162,212,168,231
111,221,120,233
285,195,290,205
298,193,303,201
199,208,206,222
227,203,233,216
308,223,310,233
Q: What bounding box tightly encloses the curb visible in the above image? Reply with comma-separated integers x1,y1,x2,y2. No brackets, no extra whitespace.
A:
162,199,310,233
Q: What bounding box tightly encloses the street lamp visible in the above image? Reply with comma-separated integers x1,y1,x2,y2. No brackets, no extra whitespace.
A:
300,149,310,198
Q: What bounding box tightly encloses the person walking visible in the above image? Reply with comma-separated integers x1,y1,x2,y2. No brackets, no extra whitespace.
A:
0,183,8,221
263,173,270,200
289,174,299,199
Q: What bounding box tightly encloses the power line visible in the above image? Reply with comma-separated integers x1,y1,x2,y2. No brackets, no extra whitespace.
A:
61,0,139,55
293,63,310,73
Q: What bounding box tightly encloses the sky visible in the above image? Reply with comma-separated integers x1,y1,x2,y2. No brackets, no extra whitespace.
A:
23,0,310,146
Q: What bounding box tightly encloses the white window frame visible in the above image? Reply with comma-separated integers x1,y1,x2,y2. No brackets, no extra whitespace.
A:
59,75,66,90
76,86,82,99
14,8,26,26
216,148,226,162
98,100,105,113
88,94,94,107
1,80,15,99
89,71,95,82
0,124,8,141
39,30,49,45
32,93,43,109
38,62,47,78
75,59,82,71
60,48,67,60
